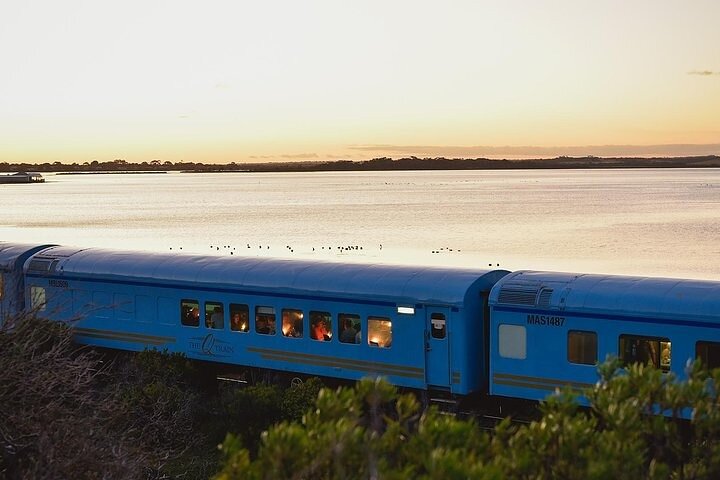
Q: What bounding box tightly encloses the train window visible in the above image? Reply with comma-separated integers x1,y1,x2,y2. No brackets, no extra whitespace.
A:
431,313,446,339
205,302,224,329
255,306,276,335
619,335,671,373
282,309,304,338
181,299,200,327
498,324,526,359
567,331,597,365
230,304,249,332
30,286,46,312
338,313,360,344
368,317,392,348
696,342,720,370
311,311,333,341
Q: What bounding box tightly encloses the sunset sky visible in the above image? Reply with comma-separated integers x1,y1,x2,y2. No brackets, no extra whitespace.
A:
2,0,719,164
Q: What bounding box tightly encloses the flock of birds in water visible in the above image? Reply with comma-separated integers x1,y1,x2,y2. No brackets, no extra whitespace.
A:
166,244,501,267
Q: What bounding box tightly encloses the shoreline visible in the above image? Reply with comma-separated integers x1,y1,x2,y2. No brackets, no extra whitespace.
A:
2,155,720,174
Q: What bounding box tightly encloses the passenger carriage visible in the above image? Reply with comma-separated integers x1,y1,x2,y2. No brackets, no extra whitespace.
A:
13,244,508,395
489,270,720,402
0,243,54,321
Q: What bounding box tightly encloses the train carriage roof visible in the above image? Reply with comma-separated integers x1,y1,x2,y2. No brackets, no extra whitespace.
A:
25,245,510,306
0,242,55,270
490,270,720,322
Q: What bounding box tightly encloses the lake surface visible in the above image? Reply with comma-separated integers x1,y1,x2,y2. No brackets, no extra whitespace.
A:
1,169,719,280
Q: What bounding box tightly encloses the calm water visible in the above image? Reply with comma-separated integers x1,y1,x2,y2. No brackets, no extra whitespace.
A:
1,169,719,280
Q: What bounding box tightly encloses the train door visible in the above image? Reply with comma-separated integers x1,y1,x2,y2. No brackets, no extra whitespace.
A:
425,307,451,387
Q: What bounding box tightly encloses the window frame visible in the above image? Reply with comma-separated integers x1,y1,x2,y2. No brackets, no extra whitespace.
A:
567,330,598,365
619,334,671,373
180,299,200,327
281,308,304,338
338,313,360,344
230,303,250,332
255,306,277,335
368,316,392,348
205,301,224,329
430,312,447,340
310,310,333,342
696,341,720,370
30,285,47,312
498,324,527,359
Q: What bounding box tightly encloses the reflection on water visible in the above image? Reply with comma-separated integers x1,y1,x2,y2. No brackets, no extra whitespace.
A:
1,169,719,280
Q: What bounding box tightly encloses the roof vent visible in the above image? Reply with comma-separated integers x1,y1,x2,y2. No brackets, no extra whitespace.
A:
537,288,554,307
28,259,58,273
497,284,541,306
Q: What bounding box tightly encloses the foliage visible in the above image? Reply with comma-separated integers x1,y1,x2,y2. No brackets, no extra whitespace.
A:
0,314,150,479
9,310,720,479
0,310,327,479
0,313,222,479
217,362,720,480
112,349,205,452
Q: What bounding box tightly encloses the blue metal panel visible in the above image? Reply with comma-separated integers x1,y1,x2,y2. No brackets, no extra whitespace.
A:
489,270,720,403
19,244,508,395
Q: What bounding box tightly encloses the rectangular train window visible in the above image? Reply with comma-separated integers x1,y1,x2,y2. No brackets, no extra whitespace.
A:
567,330,597,365
230,304,249,332
696,342,720,370
282,309,304,338
498,324,526,359
256,306,276,335
181,299,200,327
431,313,447,339
619,335,671,372
311,311,333,341
338,313,360,344
30,286,46,312
368,317,392,348
205,302,224,329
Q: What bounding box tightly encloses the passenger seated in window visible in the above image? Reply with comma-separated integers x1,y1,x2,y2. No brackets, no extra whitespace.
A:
256,318,271,334
661,344,671,367
283,320,300,337
340,318,357,343
210,307,224,329
311,318,330,341
292,318,303,337
187,307,200,327
231,311,249,332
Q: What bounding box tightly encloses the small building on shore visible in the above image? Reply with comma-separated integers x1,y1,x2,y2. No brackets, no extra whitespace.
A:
0,172,45,184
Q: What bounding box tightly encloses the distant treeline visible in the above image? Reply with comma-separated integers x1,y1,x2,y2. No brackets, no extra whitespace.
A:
2,155,720,173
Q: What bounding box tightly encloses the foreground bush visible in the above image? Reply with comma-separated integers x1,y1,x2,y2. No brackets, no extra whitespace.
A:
217,361,720,480
0,312,324,479
0,314,215,479
0,314,153,479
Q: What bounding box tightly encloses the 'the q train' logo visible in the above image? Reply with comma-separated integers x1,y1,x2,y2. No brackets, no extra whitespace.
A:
189,334,234,357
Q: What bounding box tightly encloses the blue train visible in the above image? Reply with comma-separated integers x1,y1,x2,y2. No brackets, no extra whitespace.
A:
2,241,720,405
